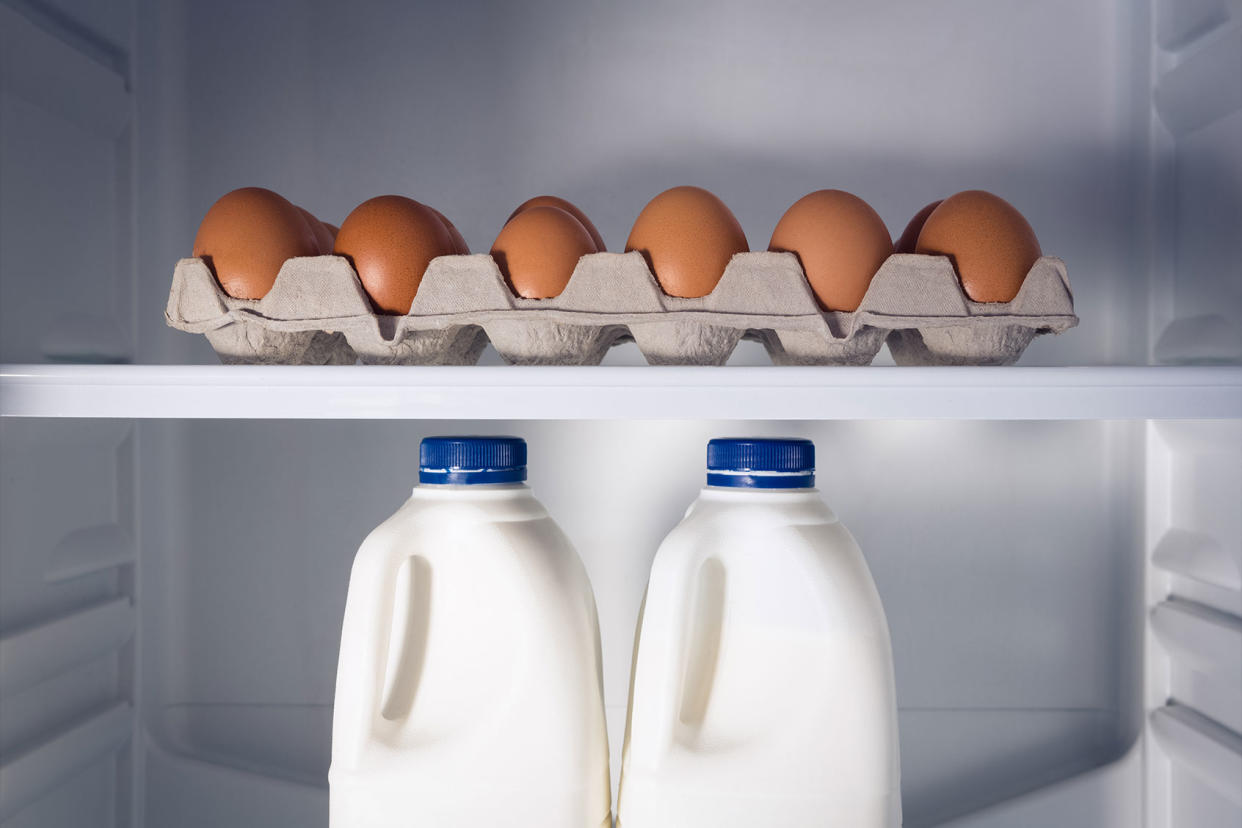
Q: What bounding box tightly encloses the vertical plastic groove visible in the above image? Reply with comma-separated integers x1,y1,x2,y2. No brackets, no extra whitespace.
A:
1143,421,1175,828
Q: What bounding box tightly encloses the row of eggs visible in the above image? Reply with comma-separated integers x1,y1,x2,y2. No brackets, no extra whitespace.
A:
192,186,1043,314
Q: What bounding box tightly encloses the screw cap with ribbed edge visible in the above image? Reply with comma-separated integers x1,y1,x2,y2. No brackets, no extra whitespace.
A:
706,437,815,488
419,436,527,485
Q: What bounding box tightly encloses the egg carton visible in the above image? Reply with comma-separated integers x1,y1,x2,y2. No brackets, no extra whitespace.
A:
165,252,1076,366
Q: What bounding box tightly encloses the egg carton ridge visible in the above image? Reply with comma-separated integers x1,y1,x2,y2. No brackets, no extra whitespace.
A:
165,251,1076,366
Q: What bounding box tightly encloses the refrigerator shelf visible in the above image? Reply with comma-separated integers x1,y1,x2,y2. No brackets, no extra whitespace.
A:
2,364,1240,421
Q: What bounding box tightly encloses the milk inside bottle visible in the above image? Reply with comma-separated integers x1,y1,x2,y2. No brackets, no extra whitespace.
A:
330,436,611,828
619,437,901,827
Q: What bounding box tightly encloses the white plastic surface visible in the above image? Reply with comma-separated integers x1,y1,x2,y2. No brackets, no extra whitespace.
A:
3,364,1240,420
329,482,611,828
620,485,900,827
1143,419,1242,828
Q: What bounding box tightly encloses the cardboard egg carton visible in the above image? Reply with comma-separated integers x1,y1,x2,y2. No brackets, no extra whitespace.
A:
165,252,1076,366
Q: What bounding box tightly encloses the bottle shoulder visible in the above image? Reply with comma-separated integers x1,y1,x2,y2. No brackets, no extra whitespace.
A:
359,486,553,550
408,484,547,518
685,487,839,524
655,488,854,563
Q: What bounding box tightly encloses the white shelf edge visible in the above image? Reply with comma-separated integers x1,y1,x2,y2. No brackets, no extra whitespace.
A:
2,364,1240,420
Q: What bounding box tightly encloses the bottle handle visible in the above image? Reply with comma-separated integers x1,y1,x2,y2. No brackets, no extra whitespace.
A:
332,529,420,767
628,545,717,766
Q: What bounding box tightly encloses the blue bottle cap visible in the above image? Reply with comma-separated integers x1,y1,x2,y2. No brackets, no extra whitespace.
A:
706,438,815,489
419,436,527,485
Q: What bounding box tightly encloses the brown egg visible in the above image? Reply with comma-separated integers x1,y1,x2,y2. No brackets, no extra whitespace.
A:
333,195,456,314
430,207,470,254
192,187,319,299
915,190,1042,303
491,205,595,299
322,222,339,237
768,190,892,312
625,186,748,298
895,200,941,254
507,195,605,252
296,206,336,254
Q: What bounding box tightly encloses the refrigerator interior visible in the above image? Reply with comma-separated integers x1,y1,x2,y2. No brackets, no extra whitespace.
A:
0,1,1239,827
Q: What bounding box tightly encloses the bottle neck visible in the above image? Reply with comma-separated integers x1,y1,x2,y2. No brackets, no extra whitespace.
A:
696,485,835,522
412,481,530,498
702,484,820,498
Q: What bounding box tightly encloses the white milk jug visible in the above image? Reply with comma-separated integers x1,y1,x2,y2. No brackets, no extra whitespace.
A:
619,438,901,827
330,436,611,828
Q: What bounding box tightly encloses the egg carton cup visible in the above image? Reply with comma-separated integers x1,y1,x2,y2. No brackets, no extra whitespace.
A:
165,252,1076,366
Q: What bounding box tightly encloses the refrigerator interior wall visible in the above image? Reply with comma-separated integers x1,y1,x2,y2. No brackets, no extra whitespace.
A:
0,420,136,828
0,0,1239,827
2,3,141,825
